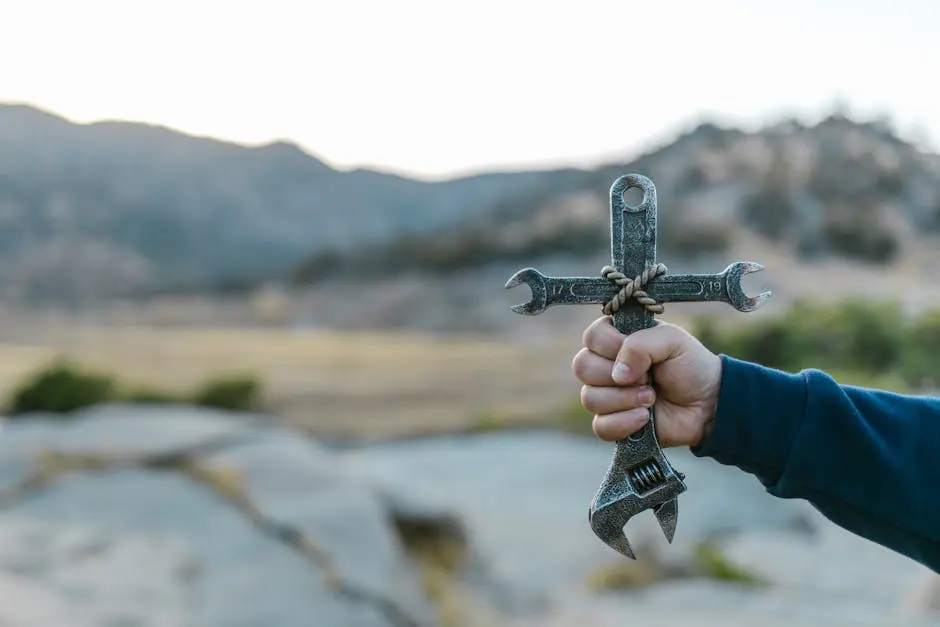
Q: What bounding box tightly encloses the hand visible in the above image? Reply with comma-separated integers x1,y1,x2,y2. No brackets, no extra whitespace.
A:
572,316,723,448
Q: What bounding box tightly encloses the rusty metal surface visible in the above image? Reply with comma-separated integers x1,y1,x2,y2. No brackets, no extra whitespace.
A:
505,173,771,559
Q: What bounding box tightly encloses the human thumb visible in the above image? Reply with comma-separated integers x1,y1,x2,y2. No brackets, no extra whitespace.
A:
610,322,690,385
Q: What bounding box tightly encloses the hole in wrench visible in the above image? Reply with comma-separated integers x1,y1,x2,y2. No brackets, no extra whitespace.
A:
621,185,644,210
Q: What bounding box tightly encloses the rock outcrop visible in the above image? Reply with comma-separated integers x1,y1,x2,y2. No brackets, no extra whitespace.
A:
0,405,454,627
0,407,936,626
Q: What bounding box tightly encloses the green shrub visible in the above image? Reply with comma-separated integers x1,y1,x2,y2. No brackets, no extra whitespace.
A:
900,309,940,389
4,360,265,417
741,186,795,240
692,315,793,371
694,298,905,377
191,372,262,412
822,216,899,263
7,359,117,415
774,298,903,375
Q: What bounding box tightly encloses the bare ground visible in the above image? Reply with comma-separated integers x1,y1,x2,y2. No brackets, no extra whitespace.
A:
0,319,592,439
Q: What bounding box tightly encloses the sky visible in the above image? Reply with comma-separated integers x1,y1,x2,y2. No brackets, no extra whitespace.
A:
2,0,938,180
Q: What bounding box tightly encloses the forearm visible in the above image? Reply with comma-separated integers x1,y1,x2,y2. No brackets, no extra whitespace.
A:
693,355,940,572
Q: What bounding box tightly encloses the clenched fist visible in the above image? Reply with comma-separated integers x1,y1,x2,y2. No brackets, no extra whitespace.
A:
572,317,723,448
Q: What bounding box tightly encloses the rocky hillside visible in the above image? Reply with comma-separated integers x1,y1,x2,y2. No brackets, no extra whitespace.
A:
294,115,940,284
0,104,567,303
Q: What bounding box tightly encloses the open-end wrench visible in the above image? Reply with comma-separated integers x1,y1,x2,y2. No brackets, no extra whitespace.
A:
504,261,771,316
504,174,771,559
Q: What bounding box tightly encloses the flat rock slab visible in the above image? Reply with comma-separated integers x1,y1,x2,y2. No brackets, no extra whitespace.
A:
340,432,812,599
501,579,940,627
340,430,932,624
0,405,258,493
197,428,434,623
0,406,440,627
0,514,194,627
0,410,935,627
720,521,935,616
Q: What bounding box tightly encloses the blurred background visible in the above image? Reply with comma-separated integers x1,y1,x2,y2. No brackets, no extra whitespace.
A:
0,0,939,625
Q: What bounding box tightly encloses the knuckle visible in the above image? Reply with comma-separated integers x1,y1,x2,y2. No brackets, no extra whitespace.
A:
659,322,689,352
582,316,613,350
591,415,612,441
571,348,590,380
579,385,591,409
625,322,681,358
581,319,602,349
593,422,612,441
619,386,642,410
658,320,684,340
580,385,600,412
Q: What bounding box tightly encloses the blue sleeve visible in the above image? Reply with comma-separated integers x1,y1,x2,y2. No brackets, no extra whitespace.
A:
692,355,940,573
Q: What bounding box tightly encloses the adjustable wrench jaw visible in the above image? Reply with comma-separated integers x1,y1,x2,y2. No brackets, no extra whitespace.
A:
588,425,687,558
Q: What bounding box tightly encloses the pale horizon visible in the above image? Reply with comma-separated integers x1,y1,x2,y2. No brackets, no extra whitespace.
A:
3,0,939,180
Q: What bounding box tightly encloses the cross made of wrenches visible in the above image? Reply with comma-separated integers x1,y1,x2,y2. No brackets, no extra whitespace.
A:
505,173,772,559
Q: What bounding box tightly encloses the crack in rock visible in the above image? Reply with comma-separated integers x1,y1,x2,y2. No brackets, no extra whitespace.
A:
0,434,425,627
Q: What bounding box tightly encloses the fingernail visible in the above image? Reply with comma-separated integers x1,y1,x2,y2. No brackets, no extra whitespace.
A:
629,407,650,424
612,362,631,383
638,387,654,406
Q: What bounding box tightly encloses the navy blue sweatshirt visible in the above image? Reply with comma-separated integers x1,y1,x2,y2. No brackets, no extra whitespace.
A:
693,355,940,573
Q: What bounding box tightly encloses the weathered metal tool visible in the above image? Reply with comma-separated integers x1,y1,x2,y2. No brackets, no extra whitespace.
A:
505,173,771,558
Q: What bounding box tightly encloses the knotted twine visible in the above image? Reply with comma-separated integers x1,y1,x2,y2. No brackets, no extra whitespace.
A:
600,263,667,316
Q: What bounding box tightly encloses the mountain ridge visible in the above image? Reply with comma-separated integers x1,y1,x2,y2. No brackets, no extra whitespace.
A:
1,102,938,305
0,103,570,302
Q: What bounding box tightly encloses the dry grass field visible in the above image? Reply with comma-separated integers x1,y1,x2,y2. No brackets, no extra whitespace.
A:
0,315,603,440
